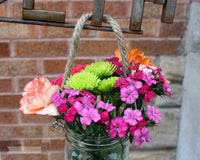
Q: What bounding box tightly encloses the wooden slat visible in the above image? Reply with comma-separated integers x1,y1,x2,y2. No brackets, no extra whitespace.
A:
129,0,144,31
22,9,66,23
161,0,177,23
23,0,34,9
91,0,105,26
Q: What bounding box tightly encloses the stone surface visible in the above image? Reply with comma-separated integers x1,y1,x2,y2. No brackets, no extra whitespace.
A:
159,56,185,81
129,149,176,160
155,83,183,108
184,2,200,53
177,53,200,160
130,108,180,149
177,2,200,160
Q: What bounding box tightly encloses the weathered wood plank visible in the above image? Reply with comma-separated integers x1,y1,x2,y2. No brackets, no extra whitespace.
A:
161,0,177,23
22,9,66,23
129,0,144,31
23,0,34,9
91,0,105,26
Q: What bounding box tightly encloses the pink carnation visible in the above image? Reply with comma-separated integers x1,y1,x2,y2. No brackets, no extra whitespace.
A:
146,105,162,124
20,77,59,116
51,75,63,87
71,64,88,76
134,128,150,146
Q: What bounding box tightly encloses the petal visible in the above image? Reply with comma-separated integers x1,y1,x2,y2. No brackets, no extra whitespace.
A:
108,128,117,138
35,103,59,116
80,117,92,125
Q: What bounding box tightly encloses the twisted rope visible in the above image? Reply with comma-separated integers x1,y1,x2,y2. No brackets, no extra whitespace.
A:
61,13,130,90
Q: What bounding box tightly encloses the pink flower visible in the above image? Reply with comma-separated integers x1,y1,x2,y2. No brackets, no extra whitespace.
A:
97,101,116,112
64,107,77,123
123,108,143,126
144,91,155,103
98,111,109,124
20,77,59,116
134,128,151,146
59,103,68,113
71,64,88,76
146,105,162,124
80,108,101,125
108,117,128,138
51,92,67,107
63,86,80,99
51,75,63,87
80,90,96,103
115,78,129,88
142,72,157,86
120,85,139,104
105,57,123,75
73,96,94,115
130,119,148,135
163,83,172,98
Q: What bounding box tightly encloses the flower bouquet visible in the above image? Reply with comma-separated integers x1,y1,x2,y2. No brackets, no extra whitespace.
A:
19,13,171,160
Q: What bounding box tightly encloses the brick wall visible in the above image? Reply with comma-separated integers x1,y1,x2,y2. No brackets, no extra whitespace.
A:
0,0,189,159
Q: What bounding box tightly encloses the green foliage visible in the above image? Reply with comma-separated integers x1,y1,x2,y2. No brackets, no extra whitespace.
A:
96,77,119,94
65,71,100,91
84,61,116,79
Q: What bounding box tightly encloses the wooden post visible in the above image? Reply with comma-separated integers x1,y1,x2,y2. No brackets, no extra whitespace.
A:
23,0,34,10
161,0,177,23
91,0,105,26
129,0,144,31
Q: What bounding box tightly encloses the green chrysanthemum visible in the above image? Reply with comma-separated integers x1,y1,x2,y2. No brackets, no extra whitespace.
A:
96,77,119,93
84,61,116,79
65,71,100,91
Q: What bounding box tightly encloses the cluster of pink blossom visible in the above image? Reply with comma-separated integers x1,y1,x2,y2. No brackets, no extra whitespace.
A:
51,84,162,146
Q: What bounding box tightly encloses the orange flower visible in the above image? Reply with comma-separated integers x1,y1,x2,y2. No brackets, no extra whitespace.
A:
20,77,60,116
115,45,156,67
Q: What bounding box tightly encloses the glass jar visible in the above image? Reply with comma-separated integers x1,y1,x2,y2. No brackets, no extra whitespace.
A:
65,128,130,160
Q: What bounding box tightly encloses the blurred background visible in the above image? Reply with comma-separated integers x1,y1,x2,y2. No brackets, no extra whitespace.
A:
0,0,199,160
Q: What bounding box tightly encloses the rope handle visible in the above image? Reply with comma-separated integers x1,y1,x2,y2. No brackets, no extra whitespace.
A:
61,13,130,90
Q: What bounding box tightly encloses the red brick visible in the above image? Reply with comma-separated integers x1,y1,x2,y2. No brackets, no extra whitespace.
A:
0,111,18,124
0,95,21,109
0,140,21,152
20,112,54,123
35,1,67,12
175,3,187,19
49,152,64,160
14,41,69,57
77,40,118,56
129,40,182,55
0,23,37,38
0,3,6,17
159,21,185,37
17,77,34,92
0,126,45,138
0,60,40,76
43,59,95,74
1,154,48,160
0,79,13,92
104,1,131,18
9,2,22,18
48,126,65,137
71,1,93,18
0,42,10,57
143,2,162,18
40,26,96,38
24,139,65,151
